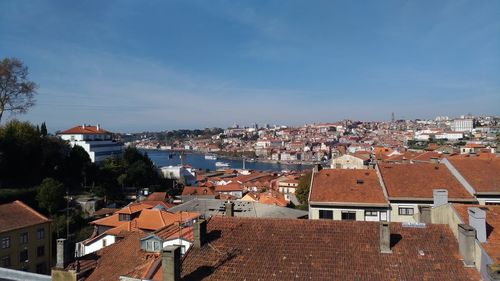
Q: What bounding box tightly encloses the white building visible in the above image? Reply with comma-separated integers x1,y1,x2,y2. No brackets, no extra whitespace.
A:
451,119,474,132
58,124,123,163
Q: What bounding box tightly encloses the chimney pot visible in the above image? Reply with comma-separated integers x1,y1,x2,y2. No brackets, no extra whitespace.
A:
162,245,181,281
433,189,448,207
380,222,392,254
458,224,476,266
468,207,487,243
193,219,207,248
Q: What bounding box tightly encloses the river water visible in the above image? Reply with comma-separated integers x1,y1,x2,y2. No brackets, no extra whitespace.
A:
142,149,312,172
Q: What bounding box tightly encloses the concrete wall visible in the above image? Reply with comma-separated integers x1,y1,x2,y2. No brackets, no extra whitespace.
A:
431,203,463,240
0,267,51,281
309,206,389,222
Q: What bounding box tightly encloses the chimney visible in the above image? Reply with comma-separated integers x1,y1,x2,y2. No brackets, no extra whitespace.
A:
433,189,448,207
468,207,487,243
162,245,181,281
430,157,439,164
56,238,69,269
193,219,207,248
458,224,476,266
82,123,85,129
379,222,392,254
96,123,100,131
225,201,234,217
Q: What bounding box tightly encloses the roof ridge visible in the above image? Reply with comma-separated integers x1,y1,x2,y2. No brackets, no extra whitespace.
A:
14,200,49,221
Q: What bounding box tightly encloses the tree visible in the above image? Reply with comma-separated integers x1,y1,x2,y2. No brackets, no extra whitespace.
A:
295,172,312,209
0,58,38,123
36,178,65,216
40,122,47,136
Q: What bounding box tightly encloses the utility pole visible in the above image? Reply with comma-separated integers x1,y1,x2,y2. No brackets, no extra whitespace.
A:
66,190,69,239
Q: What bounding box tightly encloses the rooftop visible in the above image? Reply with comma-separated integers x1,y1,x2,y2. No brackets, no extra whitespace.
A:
179,217,480,281
379,163,475,201
309,169,388,206
59,125,111,135
0,201,49,233
448,156,500,194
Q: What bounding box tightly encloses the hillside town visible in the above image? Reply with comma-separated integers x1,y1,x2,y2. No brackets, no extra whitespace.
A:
1,1,500,280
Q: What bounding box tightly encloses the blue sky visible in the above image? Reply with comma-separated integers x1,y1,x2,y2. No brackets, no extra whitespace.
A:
1,0,499,132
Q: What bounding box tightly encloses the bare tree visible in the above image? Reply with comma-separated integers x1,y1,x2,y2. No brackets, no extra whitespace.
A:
0,58,38,123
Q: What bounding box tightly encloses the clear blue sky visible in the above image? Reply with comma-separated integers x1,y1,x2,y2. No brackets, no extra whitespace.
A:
1,0,499,132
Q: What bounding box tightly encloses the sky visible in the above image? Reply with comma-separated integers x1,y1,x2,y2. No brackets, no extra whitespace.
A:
0,0,499,132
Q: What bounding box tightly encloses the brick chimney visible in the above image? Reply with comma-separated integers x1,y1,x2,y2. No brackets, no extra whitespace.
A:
468,207,487,243
162,245,181,281
225,201,234,217
458,224,476,266
380,222,392,254
193,219,207,248
433,189,448,207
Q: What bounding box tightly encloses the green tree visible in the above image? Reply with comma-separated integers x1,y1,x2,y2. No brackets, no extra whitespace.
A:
295,172,312,209
36,178,65,216
40,122,47,136
0,58,38,123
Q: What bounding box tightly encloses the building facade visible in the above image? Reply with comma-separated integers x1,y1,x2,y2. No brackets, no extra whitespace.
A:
58,124,123,163
0,201,51,274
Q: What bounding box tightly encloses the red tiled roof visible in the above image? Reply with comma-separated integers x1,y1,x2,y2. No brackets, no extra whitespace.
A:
59,125,111,135
215,182,244,192
379,163,474,200
448,157,500,193
453,204,500,264
93,208,119,217
178,217,480,281
182,186,215,196
0,200,50,233
310,169,388,205
144,192,167,202
71,231,158,281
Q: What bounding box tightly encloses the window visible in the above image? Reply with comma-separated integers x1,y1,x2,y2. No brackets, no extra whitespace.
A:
153,242,160,251
146,241,153,251
36,262,46,274
19,249,28,263
20,233,28,244
398,207,414,216
318,210,333,219
341,211,356,221
1,256,10,267
37,246,45,257
119,214,131,221
1,237,10,249
365,211,378,216
37,228,45,240
102,239,107,247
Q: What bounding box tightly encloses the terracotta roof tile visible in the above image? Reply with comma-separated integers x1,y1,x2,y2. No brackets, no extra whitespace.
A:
448,156,500,193
0,200,49,233
59,125,111,135
179,217,480,281
310,169,388,205
379,163,474,200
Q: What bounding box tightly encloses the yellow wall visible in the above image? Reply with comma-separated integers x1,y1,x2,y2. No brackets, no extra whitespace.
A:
0,222,51,274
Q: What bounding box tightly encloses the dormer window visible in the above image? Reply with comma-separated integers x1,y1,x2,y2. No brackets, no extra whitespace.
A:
119,214,131,221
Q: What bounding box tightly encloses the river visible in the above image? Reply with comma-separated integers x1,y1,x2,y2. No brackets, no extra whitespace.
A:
142,149,312,172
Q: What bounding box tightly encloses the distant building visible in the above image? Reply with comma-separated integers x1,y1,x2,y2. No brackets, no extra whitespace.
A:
0,201,52,274
451,118,474,132
58,124,122,163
